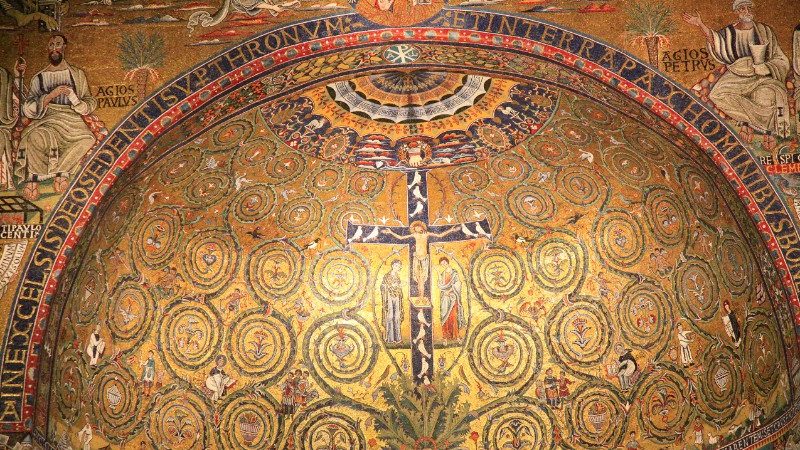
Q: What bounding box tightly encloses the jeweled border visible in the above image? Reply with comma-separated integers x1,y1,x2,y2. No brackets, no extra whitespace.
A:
0,10,795,449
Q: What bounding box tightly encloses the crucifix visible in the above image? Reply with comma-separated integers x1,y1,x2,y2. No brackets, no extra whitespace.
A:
346,169,491,385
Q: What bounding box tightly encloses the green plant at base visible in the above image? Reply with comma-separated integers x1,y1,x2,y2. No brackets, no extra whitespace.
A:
373,375,473,450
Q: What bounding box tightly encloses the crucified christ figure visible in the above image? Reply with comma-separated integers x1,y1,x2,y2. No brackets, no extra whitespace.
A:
382,221,458,300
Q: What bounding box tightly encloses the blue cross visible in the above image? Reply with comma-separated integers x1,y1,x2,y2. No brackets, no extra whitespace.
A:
346,169,490,384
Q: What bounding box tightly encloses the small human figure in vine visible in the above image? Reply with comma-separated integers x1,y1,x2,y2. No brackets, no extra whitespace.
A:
280,371,296,415
140,350,156,396
721,300,742,347
204,354,235,401
677,322,695,367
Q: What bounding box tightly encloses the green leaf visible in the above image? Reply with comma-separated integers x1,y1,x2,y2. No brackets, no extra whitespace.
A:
625,1,675,38
373,376,474,448
118,31,166,71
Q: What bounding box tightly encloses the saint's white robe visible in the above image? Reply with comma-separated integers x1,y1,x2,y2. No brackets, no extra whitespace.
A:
678,330,694,365
0,68,20,190
77,423,92,450
18,63,97,181
793,25,800,103
707,23,790,133
205,368,235,401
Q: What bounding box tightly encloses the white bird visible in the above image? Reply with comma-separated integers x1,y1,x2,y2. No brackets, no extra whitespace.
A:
498,106,516,116
234,175,252,191
409,202,424,217
411,186,427,202
117,305,138,325
609,136,623,145
205,157,218,170
461,223,479,237
414,326,426,345
475,222,492,238
148,191,161,204
417,310,430,327
418,357,430,379
363,227,380,242
417,340,432,360
307,118,325,130
537,171,550,183
348,226,363,244
408,171,422,189
579,150,594,163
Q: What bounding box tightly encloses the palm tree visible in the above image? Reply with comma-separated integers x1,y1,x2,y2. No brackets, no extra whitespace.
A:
625,1,675,67
118,32,165,103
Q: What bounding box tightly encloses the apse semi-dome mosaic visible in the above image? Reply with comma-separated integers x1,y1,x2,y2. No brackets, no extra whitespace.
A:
16,11,800,450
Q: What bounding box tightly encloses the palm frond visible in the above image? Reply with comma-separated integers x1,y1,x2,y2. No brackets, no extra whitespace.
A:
624,1,675,38
118,31,166,71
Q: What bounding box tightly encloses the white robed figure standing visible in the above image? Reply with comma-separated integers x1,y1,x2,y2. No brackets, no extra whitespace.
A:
677,323,694,367
77,414,93,450
683,0,790,146
18,33,97,187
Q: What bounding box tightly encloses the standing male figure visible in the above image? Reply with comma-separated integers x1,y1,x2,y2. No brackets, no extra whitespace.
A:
77,414,93,450
280,371,296,415
18,33,98,191
543,368,560,408
140,350,156,396
677,322,695,367
683,0,790,148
